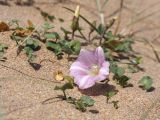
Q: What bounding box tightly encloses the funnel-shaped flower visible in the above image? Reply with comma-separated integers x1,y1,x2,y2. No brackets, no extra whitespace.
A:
70,47,110,89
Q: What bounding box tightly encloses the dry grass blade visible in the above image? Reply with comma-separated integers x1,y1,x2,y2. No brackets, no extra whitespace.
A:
132,26,160,34
135,36,160,63
63,7,99,34
114,0,124,35
95,0,105,25
136,1,160,17
127,9,160,27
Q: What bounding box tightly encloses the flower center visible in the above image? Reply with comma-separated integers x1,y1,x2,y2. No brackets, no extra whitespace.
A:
89,65,100,76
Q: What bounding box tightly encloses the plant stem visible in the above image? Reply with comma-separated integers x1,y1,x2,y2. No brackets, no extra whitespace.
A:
88,31,92,43
63,90,67,100
63,7,107,40
72,31,74,40
78,29,87,41
99,36,103,45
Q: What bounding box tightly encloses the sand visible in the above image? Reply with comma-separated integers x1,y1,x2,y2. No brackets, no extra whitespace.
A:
0,0,160,120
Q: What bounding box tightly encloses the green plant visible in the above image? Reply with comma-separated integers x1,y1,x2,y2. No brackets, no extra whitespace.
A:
24,37,39,62
75,96,95,112
54,77,95,112
105,90,119,109
139,76,153,91
0,43,8,61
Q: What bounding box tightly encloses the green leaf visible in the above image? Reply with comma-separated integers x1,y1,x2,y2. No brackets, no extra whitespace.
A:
45,32,60,39
115,38,133,52
68,40,81,55
43,22,54,30
26,38,34,45
54,82,73,91
80,96,95,107
26,38,39,50
110,63,118,74
46,41,62,55
33,40,39,49
61,82,74,91
139,76,153,90
105,31,116,41
75,100,86,112
60,41,72,54
131,56,142,65
64,76,74,84
110,63,125,77
45,33,56,39
60,40,81,55
23,46,36,62
97,24,106,35
117,75,130,87
54,82,73,100
28,53,36,62
24,46,33,55
105,90,117,102
75,96,95,112
116,67,125,77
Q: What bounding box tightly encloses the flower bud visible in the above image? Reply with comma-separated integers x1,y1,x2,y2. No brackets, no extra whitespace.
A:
71,6,80,32
106,17,117,29
74,5,80,18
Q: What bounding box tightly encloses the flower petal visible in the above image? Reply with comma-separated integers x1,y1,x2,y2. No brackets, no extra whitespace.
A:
75,74,108,89
77,49,97,66
69,47,110,89
75,75,97,89
98,61,110,80
70,61,88,77
100,62,110,75
95,46,105,65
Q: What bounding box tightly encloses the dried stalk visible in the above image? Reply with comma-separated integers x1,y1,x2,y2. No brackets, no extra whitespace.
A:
114,0,124,35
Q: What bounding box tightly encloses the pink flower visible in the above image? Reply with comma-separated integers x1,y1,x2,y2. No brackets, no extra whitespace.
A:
70,47,110,89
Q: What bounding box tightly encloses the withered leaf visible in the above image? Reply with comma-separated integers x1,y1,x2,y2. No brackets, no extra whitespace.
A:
0,21,9,32
54,70,64,81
